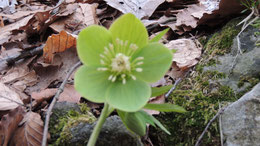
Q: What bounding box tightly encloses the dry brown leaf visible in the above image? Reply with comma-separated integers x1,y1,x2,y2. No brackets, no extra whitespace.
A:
166,39,202,70
0,106,25,146
50,3,98,33
58,84,81,103
31,88,57,108
176,4,207,28
0,82,23,111
10,112,44,146
43,30,77,63
0,15,33,45
173,0,244,33
104,0,164,18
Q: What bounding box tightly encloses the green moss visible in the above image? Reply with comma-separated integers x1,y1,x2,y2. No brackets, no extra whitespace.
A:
55,113,96,146
79,103,91,114
205,18,242,55
251,18,260,29
150,71,237,145
49,104,96,146
237,76,260,97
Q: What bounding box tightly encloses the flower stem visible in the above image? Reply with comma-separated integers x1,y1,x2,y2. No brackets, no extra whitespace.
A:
87,103,110,146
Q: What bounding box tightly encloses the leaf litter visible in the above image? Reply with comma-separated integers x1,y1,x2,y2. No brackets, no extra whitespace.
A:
0,0,251,145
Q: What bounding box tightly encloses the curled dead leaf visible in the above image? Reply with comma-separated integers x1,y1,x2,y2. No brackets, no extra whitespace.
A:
43,30,77,63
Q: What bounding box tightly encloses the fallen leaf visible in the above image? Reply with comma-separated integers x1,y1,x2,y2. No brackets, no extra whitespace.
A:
104,0,164,18
0,82,23,111
31,88,57,108
0,15,33,45
10,112,44,146
165,39,202,70
27,45,79,94
50,3,98,33
43,30,77,63
0,106,25,146
174,0,244,33
58,84,81,103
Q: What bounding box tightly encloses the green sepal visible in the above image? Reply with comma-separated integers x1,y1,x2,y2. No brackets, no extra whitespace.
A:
151,85,173,97
106,79,151,112
74,66,111,103
109,13,148,49
117,110,171,136
149,28,169,43
132,42,173,83
143,103,186,113
117,110,146,136
77,25,112,66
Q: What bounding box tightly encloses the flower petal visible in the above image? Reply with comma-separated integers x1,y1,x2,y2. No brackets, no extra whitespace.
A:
133,42,173,83
77,25,112,66
109,13,148,49
74,65,111,103
106,79,151,112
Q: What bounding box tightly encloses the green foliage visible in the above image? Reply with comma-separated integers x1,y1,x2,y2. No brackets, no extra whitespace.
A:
149,28,169,43
143,103,186,113
75,13,184,144
118,110,170,136
75,13,173,112
151,85,173,97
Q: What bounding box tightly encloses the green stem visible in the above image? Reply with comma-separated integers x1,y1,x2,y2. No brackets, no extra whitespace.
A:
87,103,110,146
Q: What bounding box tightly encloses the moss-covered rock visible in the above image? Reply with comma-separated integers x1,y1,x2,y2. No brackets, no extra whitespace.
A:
48,102,96,145
149,17,257,145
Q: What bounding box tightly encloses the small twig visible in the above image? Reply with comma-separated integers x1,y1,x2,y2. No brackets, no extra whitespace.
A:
228,49,239,75
219,103,224,146
41,61,82,146
0,45,44,66
195,106,227,146
231,12,259,74
165,78,182,98
237,7,259,55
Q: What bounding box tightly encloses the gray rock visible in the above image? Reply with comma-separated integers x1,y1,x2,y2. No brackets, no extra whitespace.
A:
49,102,82,142
204,26,260,93
221,83,260,146
65,115,142,146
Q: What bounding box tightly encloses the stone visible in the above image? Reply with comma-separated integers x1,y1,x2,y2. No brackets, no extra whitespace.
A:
221,83,260,146
48,101,84,143
204,26,260,93
63,115,142,146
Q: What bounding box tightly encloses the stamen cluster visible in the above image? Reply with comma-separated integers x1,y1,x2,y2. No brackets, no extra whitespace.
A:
97,38,144,84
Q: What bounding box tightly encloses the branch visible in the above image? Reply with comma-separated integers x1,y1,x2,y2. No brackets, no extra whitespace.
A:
41,61,82,146
165,78,182,98
0,45,43,66
195,106,227,146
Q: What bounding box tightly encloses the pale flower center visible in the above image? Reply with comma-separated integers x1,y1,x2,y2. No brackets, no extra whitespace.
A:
97,38,144,84
111,53,131,72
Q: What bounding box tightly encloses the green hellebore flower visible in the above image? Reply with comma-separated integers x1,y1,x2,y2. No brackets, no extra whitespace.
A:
75,13,173,112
